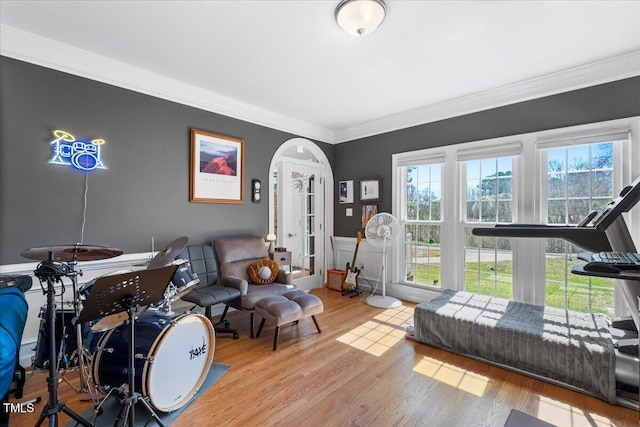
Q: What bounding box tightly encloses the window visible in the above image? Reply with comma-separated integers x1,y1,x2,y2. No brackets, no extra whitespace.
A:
403,163,442,287
463,157,514,299
543,142,615,315
392,117,638,319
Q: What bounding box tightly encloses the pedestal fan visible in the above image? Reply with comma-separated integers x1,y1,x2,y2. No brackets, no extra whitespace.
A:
364,212,402,308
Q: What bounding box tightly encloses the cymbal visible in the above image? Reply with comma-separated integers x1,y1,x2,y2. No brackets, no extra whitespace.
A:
147,236,188,269
21,244,123,262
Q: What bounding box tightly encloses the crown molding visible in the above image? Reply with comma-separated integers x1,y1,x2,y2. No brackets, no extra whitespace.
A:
0,25,334,143
2,25,638,146
334,49,640,143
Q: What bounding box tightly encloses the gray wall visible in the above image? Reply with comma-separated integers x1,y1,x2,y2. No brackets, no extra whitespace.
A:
0,57,333,265
333,77,640,237
2,56,639,263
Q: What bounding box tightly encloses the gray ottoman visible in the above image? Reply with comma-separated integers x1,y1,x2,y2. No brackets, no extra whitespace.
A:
254,291,323,350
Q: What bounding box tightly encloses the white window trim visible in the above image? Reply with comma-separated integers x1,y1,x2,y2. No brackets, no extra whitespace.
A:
392,116,640,311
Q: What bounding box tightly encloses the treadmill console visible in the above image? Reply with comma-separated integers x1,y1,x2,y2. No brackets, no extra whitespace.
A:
593,176,640,230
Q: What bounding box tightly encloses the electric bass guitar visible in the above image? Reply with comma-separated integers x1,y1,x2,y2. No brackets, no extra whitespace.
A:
342,231,362,293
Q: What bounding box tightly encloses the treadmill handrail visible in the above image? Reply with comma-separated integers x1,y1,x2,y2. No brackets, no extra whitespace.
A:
472,224,612,252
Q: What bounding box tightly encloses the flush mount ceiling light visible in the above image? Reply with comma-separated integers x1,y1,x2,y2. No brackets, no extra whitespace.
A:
335,0,387,37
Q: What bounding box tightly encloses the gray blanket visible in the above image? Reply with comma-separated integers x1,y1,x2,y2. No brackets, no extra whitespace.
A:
413,290,617,403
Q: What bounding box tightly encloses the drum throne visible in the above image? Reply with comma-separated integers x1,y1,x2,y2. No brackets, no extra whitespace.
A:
179,245,241,339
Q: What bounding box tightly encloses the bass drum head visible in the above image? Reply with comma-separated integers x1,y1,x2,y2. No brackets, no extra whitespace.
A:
143,313,215,412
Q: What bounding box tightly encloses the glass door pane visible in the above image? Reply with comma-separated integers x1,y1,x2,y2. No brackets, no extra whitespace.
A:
279,160,324,288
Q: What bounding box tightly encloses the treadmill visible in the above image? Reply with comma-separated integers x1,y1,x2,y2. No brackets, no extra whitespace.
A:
473,175,640,408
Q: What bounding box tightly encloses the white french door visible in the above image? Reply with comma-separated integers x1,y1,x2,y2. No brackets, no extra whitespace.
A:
278,159,325,289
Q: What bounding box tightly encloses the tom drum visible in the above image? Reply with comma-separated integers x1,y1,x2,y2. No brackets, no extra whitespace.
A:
32,306,100,371
166,259,199,300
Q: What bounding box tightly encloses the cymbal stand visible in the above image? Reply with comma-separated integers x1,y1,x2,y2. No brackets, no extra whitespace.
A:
68,264,100,400
53,263,101,404
66,263,88,389
34,254,93,427
56,289,77,390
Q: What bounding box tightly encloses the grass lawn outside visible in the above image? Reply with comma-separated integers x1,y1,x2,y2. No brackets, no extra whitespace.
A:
406,256,614,315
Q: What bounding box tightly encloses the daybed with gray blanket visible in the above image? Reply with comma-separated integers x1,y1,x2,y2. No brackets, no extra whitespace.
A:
412,290,617,403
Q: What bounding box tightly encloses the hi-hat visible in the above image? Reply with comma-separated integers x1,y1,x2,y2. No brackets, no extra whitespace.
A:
147,236,188,268
21,244,123,262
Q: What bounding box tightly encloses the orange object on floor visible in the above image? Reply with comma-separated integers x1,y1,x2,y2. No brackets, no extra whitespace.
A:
326,269,346,291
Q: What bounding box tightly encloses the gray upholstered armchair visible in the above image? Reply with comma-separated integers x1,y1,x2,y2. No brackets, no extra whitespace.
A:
179,244,241,339
214,236,296,337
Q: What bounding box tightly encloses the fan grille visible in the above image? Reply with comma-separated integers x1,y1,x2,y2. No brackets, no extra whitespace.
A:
365,213,400,246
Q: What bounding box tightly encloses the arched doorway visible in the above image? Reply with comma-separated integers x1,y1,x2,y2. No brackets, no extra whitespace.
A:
269,138,333,290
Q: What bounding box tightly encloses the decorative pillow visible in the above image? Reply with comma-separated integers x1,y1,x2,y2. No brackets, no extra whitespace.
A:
247,259,280,285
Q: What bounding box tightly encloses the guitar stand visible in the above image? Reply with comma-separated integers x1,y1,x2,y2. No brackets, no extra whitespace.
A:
342,278,363,298
77,266,177,427
342,232,363,299
342,286,363,298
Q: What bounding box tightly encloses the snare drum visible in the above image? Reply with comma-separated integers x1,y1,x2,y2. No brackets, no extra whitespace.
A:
92,311,214,412
32,306,100,371
79,270,146,332
167,259,199,300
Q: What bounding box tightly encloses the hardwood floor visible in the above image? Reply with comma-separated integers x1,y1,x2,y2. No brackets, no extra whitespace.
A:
6,288,639,426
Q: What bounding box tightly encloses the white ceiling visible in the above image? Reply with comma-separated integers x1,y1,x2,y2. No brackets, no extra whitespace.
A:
1,1,639,144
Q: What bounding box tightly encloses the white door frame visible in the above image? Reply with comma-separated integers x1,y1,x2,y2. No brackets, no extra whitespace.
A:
269,138,334,290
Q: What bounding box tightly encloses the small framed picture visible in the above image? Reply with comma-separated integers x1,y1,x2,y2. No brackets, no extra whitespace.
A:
360,177,381,202
339,180,354,204
362,204,378,228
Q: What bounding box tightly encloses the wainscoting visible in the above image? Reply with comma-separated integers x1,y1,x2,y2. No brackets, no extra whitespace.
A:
0,252,215,367
331,236,441,304
4,239,441,367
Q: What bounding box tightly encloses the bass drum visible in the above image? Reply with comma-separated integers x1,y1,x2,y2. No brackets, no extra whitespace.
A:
92,311,214,412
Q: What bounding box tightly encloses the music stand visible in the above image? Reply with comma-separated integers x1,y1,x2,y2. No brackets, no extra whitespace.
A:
77,266,177,427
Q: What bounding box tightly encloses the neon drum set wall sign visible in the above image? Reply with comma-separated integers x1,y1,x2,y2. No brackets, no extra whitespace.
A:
49,129,107,171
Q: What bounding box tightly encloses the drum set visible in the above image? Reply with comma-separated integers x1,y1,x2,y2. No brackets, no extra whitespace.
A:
21,238,213,427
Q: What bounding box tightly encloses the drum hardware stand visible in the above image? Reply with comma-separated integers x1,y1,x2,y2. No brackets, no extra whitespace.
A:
114,300,166,427
90,375,120,423
33,254,94,427
65,262,91,392
47,261,101,405
76,266,177,427
55,287,80,391
157,284,178,315
68,265,103,405
58,345,102,405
